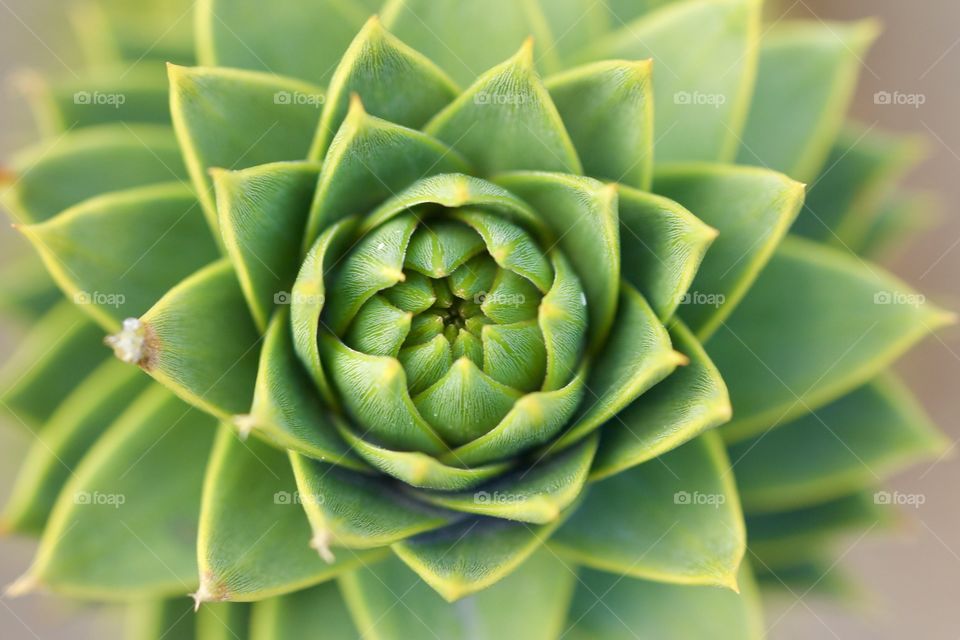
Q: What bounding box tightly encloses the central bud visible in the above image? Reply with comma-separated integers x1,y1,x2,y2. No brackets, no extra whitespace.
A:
318,204,585,452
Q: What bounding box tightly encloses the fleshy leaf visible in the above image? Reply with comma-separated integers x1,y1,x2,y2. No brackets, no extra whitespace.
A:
617,185,717,320
565,563,764,640
289,453,450,551
545,60,654,189
537,253,588,391
248,583,358,640
494,172,618,350
304,98,470,248
552,283,682,450
214,162,321,330
22,387,216,600
168,64,325,235
196,0,375,85
591,320,731,480
654,164,805,340
21,183,219,330
551,432,745,589
2,360,148,534
418,435,597,524
0,302,108,427
247,310,364,469
127,599,195,640
730,376,947,512
196,602,250,640
309,17,460,160
197,426,385,603
425,41,582,175
2,124,186,224
392,510,567,602
340,550,575,639
861,191,940,260
586,0,762,162
713,236,954,443
0,254,61,321
133,259,261,419
737,21,879,183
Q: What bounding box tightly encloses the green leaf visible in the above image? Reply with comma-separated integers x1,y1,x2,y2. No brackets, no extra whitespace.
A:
168,64,325,236
335,422,511,491
565,563,764,640
552,283,682,450
551,432,745,589
539,0,612,65
591,319,731,480
196,0,374,86
304,97,470,248
2,124,186,224
249,583,358,640
246,309,364,469
20,67,171,135
74,0,195,67
0,254,61,322
309,17,460,160
2,360,149,534
0,301,108,427
480,320,547,392
794,125,926,248
131,259,261,419
126,599,195,640
418,434,597,524
392,511,567,602
494,172,619,350
654,164,805,339
214,162,321,330
290,453,450,552
713,236,954,443
196,602,250,640
753,560,857,600
381,0,557,85
19,386,216,600
537,253,588,391
546,60,654,189
617,185,717,320
587,0,762,162
737,21,879,183
21,183,219,330
197,426,385,603
861,191,940,260
730,376,947,512
425,40,582,175
340,550,576,639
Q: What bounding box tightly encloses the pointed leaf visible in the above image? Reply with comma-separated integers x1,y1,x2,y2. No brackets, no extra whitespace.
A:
197,426,385,603
737,21,879,183
214,162,321,330
617,185,717,320
168,64,325,235
22,183,219,330
566,563,764,640
340,550,575,640
26,387,216,600
309,17,460,160
131,259,261,419
0,302,108,427
588,0,762,162
290,453,450,550
425,41,582,175
304,98,470,247
730,377,947,512
537,253,588,391
196,0,375,85
553,283,682,450
546,60,654,189
713,236,954,443
249,583,358,640
2,124,186,224
2,360,149,534
654,164,805,339
591,319,731,480
392,511,567,602
552,432,745,588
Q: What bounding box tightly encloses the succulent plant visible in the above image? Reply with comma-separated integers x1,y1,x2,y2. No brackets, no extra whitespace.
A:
0,0,953,638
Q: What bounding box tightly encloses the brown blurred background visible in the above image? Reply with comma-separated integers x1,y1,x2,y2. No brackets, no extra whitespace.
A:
0,1,957,638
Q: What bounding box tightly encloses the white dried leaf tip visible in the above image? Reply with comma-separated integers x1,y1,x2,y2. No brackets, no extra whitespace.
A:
105,318,147,365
